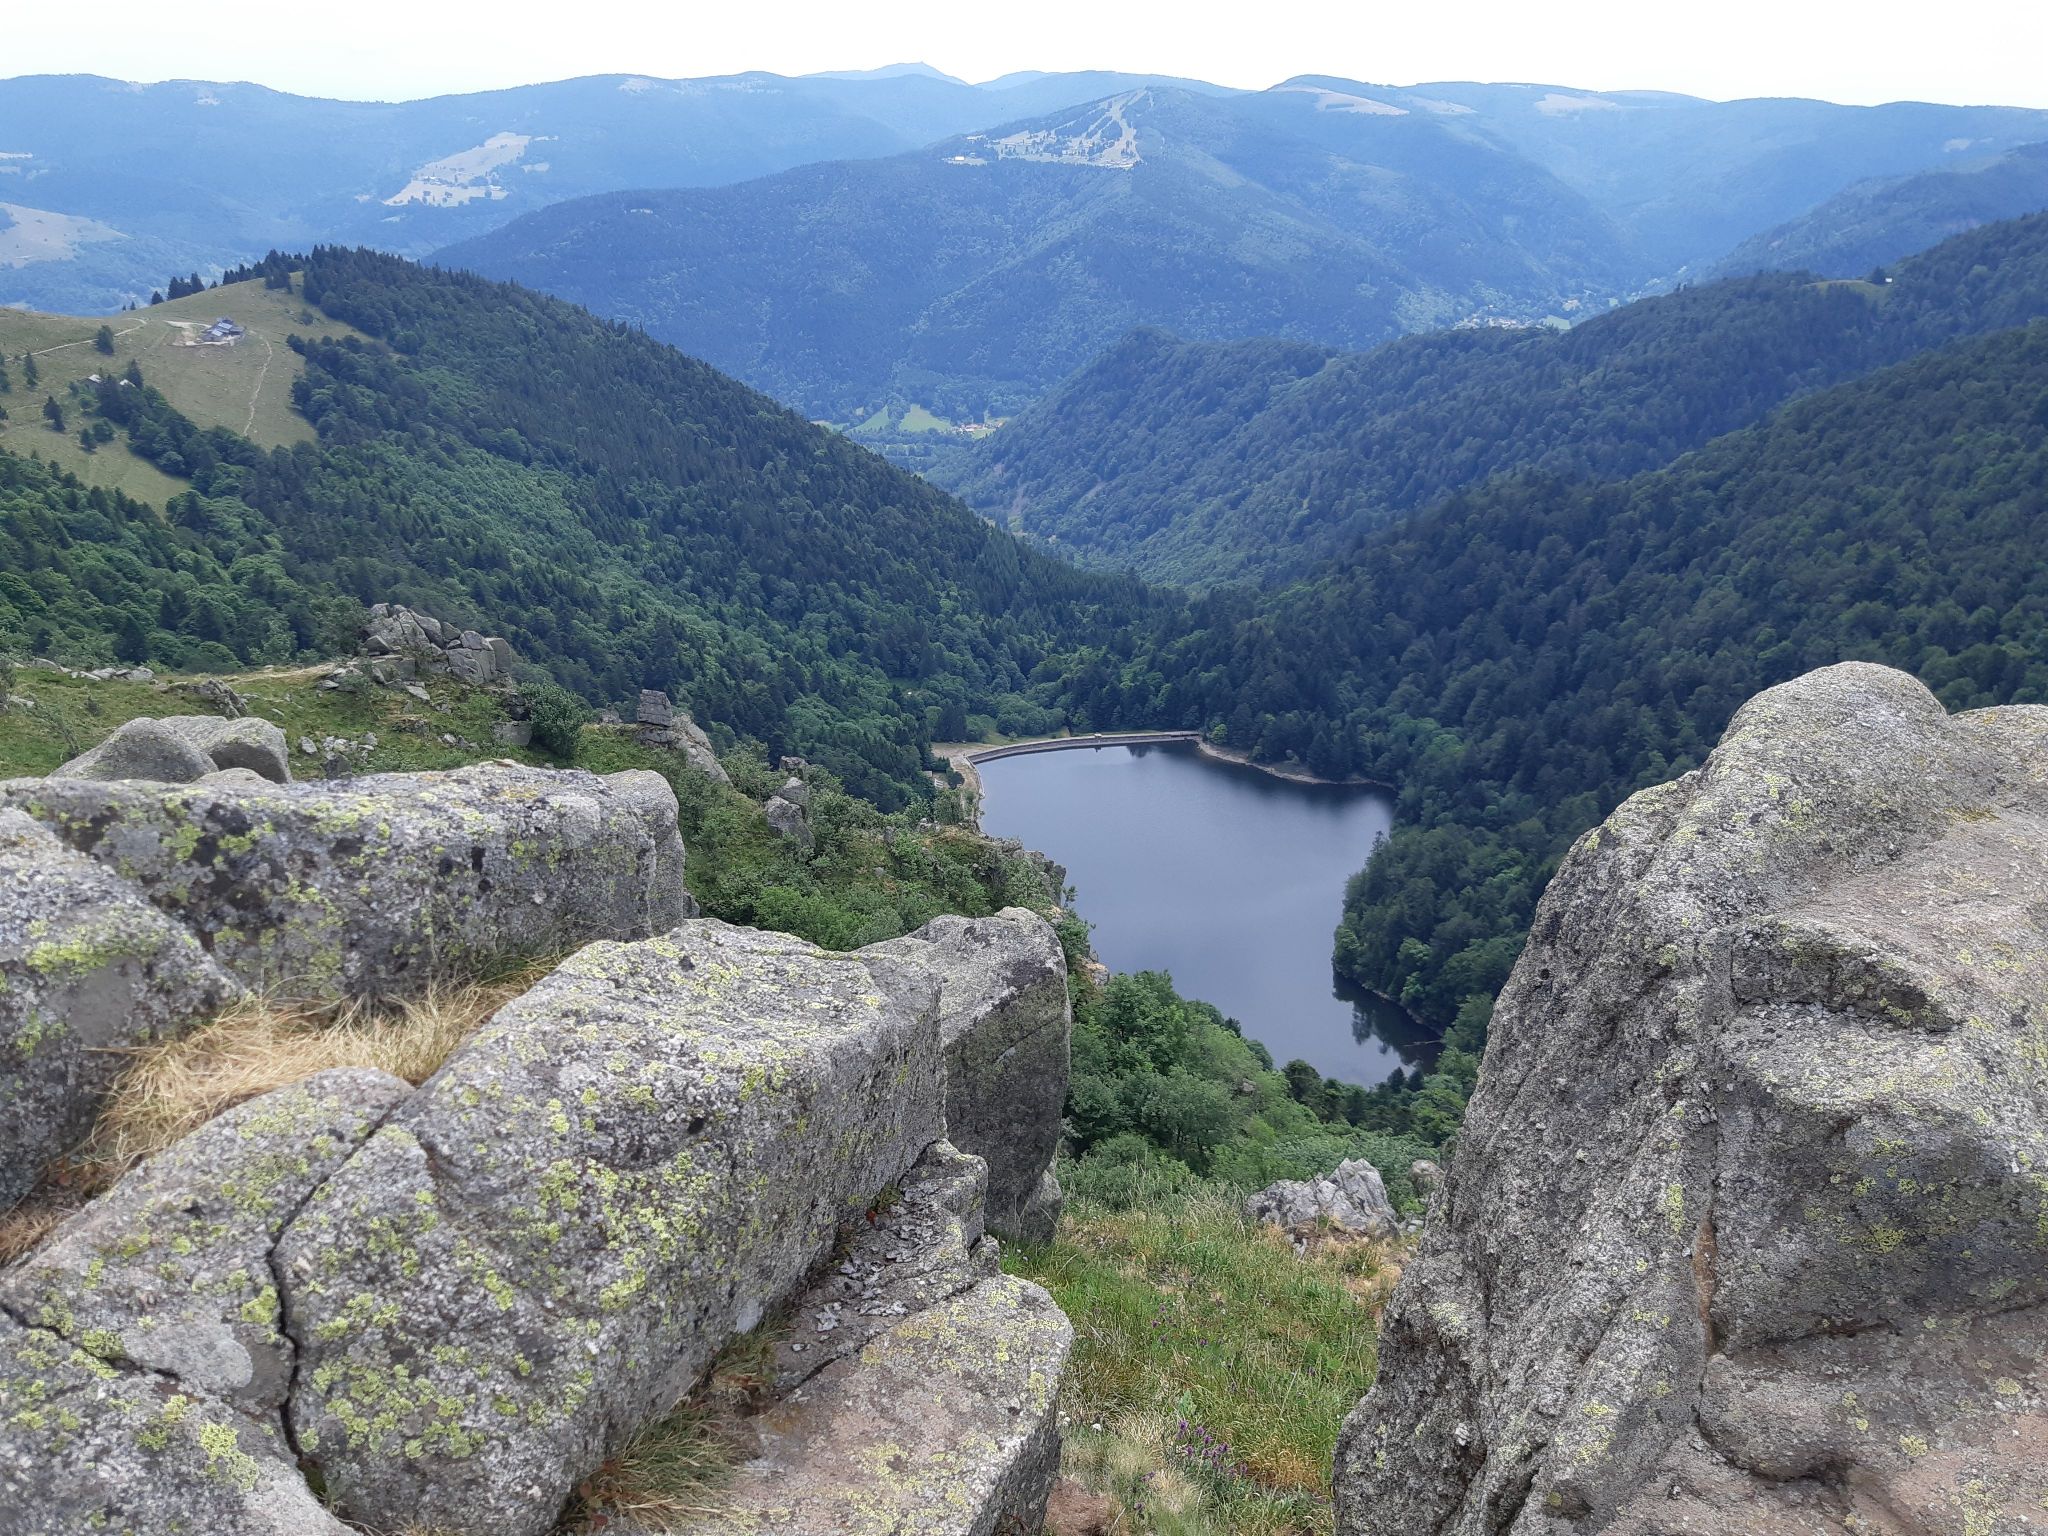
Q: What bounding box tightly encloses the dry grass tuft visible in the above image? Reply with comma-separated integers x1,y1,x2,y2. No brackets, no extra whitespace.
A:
569,1402,735,1532
0,1197,80,1267
83,962,553,1188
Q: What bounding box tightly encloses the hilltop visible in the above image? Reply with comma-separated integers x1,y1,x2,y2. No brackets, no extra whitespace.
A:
440,85,1634,419
0,277,364,503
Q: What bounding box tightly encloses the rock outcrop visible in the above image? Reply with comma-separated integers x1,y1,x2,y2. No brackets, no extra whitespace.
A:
3,763,690,999
279,920,950,1536
634,687,731,784
1245,1158,1399,1247
0,725,1073,1535
763,788,815,853
360,602,517,687
675,1274,1071,1536
865,908,1072,1243
0,810,241,1210
1336,663,2048,1536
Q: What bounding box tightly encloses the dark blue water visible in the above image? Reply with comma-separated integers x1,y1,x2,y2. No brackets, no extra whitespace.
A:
975,741,1437,1084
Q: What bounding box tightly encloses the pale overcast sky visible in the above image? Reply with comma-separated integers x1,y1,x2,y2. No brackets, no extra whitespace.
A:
9,0,2048,108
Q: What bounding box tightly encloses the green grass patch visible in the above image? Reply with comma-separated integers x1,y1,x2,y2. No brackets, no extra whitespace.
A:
0,275,365,505
1008,1184,1396,1535
895,403,952,433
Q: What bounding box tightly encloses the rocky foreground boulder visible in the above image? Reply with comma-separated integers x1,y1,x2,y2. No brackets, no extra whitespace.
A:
0,810,242,1210
1336,663,2048,1535
282,920,950,1534
2,763,691,999
1,725,1074,1535
866,908,1072,1243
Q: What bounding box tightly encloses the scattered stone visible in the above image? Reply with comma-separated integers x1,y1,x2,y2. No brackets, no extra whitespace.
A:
863,909,1072,1243
763,792,814,854
1245,1159,1398,1247
0,1070,408,1415
361,604,517,689
405,683,432,703
2,764,691,1000
492,720,532,747
279,920,948,1536
779,755,809,773
49,718,213,784
1337,662,2048,1536
1409,1159,1444,1199
636,688,674,727
673,1275,1070,1536
768,1139,998,1394
776,773,811,809
0,810,242,1212
297,735,317,757
158,716,292,783
172,677,247,718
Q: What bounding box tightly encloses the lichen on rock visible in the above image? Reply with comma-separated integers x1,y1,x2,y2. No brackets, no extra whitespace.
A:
1,762,691,1000
0,808,242,1211
277,919,949,1536
1335,663,2048,1535
862,908,1072,1243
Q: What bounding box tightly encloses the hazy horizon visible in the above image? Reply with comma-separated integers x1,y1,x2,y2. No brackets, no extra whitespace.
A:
9,0,2048,110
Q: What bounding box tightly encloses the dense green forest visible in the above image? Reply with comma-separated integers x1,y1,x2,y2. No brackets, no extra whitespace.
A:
934,213,2048,584
1,248,1165,807
14,225,2048,1129
1072,317,2048,1030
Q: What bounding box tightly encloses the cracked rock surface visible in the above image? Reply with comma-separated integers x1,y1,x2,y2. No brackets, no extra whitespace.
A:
277,919,947,1536
672,1273,1072,1536
1336,663,2048,1535
864,908,1072,1243
0,1071,403,1536
1,763,689,1000
770,1138,999,1395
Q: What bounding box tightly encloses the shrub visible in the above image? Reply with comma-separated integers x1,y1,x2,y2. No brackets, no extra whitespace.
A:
525,681,587,760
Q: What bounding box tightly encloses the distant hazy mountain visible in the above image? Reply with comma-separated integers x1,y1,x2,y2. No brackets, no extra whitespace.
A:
0,68,1228,311
927,212,2048,585
1326,78,2048,273
439,85,1639,418
1713,141,2048,278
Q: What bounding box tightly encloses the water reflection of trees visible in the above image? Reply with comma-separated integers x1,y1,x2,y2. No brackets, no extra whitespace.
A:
1335,971,1441,1071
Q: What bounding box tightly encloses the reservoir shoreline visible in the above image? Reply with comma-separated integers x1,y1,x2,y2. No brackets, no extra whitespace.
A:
969,738,1429,1081
939,731,1389,824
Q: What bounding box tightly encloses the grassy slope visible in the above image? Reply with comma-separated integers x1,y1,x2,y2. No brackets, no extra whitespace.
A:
1008,1186,1395,1536
0,277,364,504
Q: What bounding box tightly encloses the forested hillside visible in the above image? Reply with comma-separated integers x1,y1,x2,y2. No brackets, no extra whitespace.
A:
1715,141,2048,280
1067,317,2048,1030
439,86,1635,419
935,213,2048,584
0,249,1159,805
